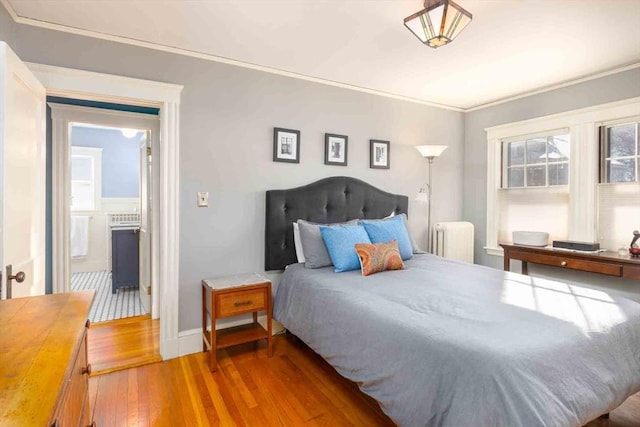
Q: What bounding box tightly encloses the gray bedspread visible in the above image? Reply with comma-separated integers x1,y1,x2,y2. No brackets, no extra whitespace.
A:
273,254,640,427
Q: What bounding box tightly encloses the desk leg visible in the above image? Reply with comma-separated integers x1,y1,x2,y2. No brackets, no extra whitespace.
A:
522,261,529,275
503,250,510,271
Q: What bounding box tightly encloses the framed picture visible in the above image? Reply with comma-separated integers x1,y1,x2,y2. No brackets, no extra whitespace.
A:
370,140,390,169
273,127,300,163
324,133,348,166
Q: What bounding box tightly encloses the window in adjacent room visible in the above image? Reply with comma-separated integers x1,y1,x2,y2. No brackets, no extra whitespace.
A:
70,146,103,211
598,119,640,250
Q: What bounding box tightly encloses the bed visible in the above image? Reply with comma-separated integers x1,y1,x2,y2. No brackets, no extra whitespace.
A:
265,177,640,427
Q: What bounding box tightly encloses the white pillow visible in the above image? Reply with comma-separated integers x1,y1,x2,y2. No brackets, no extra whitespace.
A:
292,222,305,263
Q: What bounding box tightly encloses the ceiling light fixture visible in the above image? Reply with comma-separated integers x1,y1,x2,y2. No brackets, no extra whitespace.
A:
121,128,139,138
404,0,472,49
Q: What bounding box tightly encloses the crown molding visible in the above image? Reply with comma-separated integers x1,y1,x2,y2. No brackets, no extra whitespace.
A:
2,0,637,114
0,0,463,112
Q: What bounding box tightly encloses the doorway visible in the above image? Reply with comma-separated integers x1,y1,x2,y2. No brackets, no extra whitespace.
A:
29,60,182,361
49,101,159,324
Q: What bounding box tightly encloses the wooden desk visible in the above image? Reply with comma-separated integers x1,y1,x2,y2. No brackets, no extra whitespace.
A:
0,290,95,427
500,243,640,280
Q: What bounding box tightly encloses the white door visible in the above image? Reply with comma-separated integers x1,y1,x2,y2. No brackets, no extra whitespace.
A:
138,132,151,313
0,42,46,299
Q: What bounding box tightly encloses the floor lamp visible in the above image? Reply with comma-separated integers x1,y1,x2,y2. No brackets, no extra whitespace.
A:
415,145,448,253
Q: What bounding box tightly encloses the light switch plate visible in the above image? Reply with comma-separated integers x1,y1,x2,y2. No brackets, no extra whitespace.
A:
197,192,209,207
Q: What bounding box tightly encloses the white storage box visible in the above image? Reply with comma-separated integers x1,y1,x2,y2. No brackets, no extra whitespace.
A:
512,231,549,247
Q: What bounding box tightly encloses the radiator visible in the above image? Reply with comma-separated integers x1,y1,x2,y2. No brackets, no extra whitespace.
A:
433,221,474,263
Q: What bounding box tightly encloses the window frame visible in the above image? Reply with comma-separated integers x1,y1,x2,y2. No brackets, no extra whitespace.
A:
501,130,570,189
599,118,640,184
70,145,103,212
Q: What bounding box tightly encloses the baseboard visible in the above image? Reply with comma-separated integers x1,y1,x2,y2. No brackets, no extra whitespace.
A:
177,316,285,357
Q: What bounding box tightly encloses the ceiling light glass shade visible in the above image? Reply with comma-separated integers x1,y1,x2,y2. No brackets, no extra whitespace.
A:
121,128,139,138
404,0,472,48
415,145,448,158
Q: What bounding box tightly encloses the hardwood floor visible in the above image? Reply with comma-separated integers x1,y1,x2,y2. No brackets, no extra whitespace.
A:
89,333,640,426
90,335,392,426
88,314,161,375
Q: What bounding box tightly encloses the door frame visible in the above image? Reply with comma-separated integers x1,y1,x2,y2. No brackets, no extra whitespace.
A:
49,103,159,313
29,62,183,360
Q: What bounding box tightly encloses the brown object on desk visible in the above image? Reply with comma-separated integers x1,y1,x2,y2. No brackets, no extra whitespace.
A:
202,274,273,372
501,243,640,279
0,290,95,426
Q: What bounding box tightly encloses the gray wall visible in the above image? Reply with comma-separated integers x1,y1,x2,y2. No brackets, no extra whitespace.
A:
0,7,464,331
464,67,640,300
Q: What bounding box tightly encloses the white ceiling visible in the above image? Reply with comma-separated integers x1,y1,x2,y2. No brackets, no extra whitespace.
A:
4,0,640,110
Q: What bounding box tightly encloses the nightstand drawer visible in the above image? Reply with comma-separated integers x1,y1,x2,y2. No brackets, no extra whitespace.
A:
216,289,266,318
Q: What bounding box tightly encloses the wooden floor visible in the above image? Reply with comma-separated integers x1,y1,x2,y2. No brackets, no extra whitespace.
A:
90,335,392,426
88,314,161,375
88,333,640,426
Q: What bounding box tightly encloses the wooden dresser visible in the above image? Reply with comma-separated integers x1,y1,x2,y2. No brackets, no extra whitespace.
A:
0,290,95,426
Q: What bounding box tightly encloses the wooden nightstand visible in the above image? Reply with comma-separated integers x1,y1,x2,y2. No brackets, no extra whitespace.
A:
201,273,273,371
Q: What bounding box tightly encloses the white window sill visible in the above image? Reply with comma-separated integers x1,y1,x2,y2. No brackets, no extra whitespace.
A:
484,246,504,257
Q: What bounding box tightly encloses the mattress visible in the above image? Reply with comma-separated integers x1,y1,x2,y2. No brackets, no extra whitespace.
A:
273,254,640,427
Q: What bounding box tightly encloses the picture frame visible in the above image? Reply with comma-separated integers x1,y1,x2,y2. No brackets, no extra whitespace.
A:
273,127,300,163
370,140,390,169
324,133,348,166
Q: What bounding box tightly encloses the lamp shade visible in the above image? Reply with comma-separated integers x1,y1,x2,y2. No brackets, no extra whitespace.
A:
404,0,472,48
415,145,448,158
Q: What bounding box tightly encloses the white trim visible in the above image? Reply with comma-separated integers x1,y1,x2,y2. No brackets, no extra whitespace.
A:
39,64,182,360
178,318,286,358
484,246,504,257
2,15,461,112
177,328,202,357
3,1,638,112
485,97,640,256
28,63,182,106
567,123,598,242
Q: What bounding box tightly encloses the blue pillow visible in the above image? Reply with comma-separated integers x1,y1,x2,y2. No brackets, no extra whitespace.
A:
360,215,413,260
319,225,371,272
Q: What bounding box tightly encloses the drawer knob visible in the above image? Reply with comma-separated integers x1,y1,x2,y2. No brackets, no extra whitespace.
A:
560,261,567,267
234,300,252,307
82,364,92,375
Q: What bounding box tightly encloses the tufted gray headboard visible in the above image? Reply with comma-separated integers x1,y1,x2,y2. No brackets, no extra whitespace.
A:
265,176,408,271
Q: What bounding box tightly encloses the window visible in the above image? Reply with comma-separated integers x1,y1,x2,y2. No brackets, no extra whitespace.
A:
485,97,640,256
503,133,570,188
598,119,640,250
601,121,639,183
495,131,571,245
71,146,102,211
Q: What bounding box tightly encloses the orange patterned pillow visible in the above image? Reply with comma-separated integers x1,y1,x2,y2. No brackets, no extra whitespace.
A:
355,240,405,276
